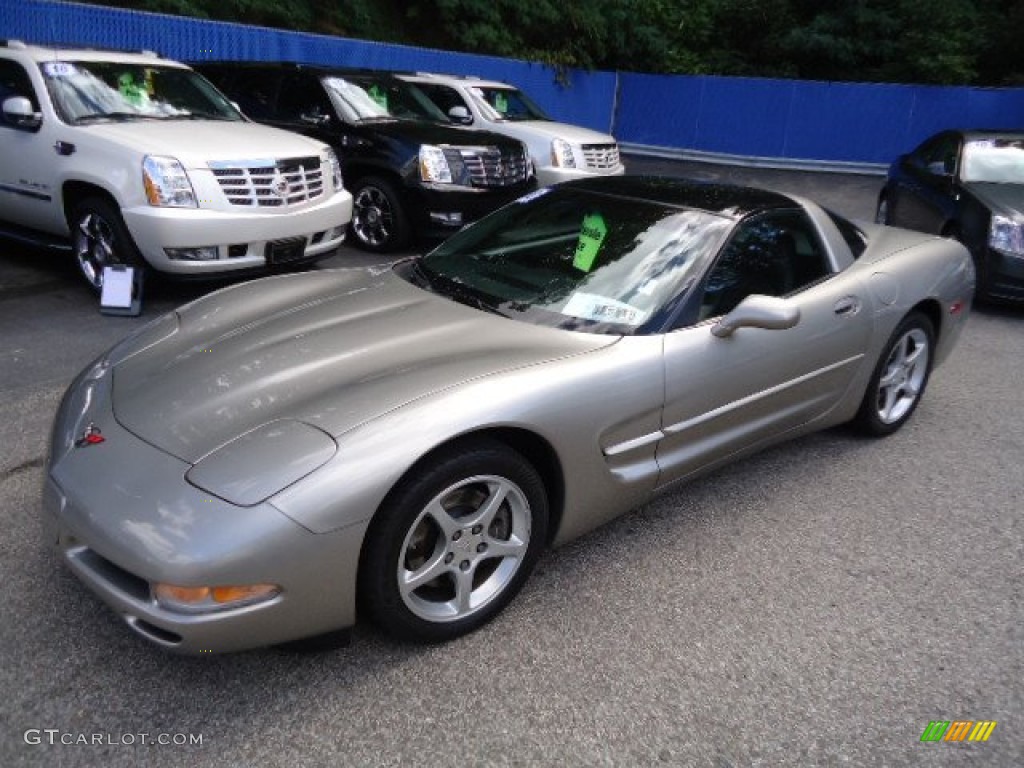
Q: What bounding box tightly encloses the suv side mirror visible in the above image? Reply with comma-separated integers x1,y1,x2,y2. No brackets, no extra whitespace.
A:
300,110,331,127
448,105,472,125
2,96,41,131
711,294,800,338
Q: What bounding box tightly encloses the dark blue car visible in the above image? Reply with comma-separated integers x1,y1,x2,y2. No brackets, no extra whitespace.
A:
877,129,1024,301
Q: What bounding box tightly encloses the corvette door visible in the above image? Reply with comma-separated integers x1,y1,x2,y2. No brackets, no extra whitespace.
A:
657,211,871,486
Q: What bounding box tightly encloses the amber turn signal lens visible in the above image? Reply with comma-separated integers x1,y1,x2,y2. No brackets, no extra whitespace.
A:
211,584,279,603
154,584,210,604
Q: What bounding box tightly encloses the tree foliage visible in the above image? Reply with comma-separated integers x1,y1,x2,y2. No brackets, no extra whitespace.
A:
77,0,1023,85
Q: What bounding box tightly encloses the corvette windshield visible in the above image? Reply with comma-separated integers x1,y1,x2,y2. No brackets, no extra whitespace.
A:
961,137,1024,184
41,61,243,124
416,187,731,334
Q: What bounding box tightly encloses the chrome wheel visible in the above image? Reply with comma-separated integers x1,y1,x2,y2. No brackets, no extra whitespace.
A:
873,327,929,424
352,185,394,248
398,474,531,623
74,210,118,289
70,198,143,291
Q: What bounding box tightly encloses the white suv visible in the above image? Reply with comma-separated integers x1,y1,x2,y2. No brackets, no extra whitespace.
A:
400,72,624,187
0,41,353,289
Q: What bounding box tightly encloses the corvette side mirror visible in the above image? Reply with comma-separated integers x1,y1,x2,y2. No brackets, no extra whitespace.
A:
711,294,800,338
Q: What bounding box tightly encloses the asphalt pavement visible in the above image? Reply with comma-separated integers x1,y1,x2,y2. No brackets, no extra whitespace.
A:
0,159,1021,767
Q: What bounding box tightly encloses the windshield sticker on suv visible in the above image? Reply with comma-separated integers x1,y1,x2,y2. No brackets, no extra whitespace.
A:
492,91,509,114
367,84,388,110
573,212,607,272
562,292,647,326
42,62,76,78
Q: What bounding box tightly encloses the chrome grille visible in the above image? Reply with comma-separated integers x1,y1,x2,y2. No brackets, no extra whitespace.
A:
210,156,324,207
581,143,620,171
458,146,530,188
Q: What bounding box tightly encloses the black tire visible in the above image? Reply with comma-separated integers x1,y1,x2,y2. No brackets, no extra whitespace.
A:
349,176,411,253
359,438,548,642
69,197,145,291
854,312,935,436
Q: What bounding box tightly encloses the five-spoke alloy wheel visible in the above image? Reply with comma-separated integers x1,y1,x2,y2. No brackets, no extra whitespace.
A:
856,312,934,436
360,439,547,642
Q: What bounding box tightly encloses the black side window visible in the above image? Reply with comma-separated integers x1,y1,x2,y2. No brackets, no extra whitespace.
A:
699,211,831,320
918,135,960,176
826,209,867,259
0,59,39,127
278,74,333,123
210,68,279,120
416,83,467,117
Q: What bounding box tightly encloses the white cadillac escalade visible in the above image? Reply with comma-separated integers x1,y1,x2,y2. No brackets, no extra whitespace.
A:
399,72,625,187
0,41,353,288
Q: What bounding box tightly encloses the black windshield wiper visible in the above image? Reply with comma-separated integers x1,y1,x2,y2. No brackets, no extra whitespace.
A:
74,112,158,124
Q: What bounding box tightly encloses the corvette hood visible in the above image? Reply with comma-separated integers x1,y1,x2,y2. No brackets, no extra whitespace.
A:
111,267,615,463
964,182,1024,218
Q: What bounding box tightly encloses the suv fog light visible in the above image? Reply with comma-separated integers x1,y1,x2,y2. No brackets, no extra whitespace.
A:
153,582,281,613
429,212,463,226
328,225,346,240
165,246,220,261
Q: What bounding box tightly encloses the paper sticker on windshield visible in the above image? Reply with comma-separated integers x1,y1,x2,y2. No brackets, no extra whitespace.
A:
492,91,509,114
562,292,647,326
43,61,76,78
367,84,388,110
573,212,607,272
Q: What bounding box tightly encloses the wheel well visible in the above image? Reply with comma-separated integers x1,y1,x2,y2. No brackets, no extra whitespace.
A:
398,428,566,547
62,181,117,227
909,299,943,342
345,165,401,189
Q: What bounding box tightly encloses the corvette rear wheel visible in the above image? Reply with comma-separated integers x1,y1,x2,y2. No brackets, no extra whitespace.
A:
855,312,934,436
360,439,547,642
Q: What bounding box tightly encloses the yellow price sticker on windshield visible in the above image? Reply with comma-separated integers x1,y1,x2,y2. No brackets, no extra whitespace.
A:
573,213,607,272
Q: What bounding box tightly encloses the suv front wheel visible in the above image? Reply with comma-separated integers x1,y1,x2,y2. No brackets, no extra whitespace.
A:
70,197,145,290
350,176,410,252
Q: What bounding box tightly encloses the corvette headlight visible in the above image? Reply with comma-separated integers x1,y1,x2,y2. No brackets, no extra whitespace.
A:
988,214,1024,256
551,138,577,169
326,147,343,191
186,420,337,506
142,155,197,207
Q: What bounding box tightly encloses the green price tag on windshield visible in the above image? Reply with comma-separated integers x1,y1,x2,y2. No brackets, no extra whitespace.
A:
367,84,388,110
493,91,509,114
573,213,607,272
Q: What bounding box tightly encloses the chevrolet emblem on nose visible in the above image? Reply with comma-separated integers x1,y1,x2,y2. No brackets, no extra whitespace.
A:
75,423,105,447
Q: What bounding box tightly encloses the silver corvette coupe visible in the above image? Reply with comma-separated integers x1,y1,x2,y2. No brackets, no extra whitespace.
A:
44,177,974,653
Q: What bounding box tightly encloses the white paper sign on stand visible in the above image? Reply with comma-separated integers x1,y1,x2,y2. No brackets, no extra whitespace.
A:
99,265,142,316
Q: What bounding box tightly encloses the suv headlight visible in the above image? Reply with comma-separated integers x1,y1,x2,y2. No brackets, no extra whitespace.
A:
551,138,577,169
420,144,457,183
326,147,343,191
989,214,1024,256
142,155,197,208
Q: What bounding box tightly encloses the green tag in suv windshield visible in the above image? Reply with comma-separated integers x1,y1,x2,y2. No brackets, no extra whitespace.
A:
573,213,607,272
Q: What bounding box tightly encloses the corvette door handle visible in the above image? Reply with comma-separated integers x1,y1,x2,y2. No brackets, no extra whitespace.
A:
834,296,862,317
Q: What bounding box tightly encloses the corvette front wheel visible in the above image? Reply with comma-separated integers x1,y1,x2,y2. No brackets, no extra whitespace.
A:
360,439,547,642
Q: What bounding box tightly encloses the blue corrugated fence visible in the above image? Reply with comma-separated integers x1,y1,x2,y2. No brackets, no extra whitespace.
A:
4,0,1023,171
